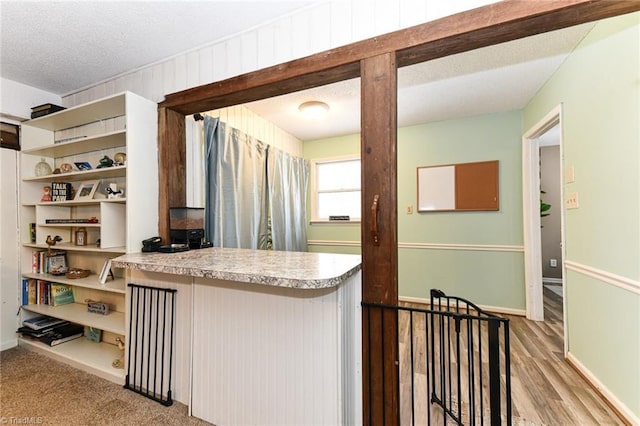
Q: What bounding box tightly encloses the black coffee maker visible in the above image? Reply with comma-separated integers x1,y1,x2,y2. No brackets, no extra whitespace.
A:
169,207,211,249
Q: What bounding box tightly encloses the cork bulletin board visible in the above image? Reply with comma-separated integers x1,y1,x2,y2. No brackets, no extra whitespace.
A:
417,160,499,212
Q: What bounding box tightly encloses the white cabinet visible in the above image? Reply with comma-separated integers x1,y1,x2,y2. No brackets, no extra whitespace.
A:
18,92,158,384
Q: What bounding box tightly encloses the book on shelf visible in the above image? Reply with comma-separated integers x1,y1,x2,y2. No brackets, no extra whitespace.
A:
32,249,67,274
30,103,65,119
28,279,37,304
17,322,70,338
39,323,84,347
50,283,74,306
22,279,28,305
45,218,99,224
22,315,67,330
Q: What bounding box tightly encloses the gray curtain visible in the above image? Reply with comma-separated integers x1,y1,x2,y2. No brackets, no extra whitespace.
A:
267,147,310,251
204,116,269,249
204,116,309,251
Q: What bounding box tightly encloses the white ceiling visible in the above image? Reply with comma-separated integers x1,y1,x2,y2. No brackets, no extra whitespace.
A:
0,1,595,141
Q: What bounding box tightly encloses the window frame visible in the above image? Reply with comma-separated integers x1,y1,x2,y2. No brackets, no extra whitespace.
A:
310,154,361,223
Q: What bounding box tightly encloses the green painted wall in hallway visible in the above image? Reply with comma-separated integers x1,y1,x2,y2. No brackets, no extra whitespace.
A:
304,111,525,310
524,13,639,419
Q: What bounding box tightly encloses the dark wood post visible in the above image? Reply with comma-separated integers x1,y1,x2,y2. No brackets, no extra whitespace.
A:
361,52,399,426
157,106,187,242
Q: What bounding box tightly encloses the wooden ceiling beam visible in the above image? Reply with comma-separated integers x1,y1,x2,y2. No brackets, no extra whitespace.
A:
159,0,639,115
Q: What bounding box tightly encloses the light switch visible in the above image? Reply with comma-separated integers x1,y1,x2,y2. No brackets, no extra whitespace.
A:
565,166,575,183
565,192,579,209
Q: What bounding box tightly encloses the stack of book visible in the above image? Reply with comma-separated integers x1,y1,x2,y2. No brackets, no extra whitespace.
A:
21,280,74,306
30,103,66,119
18,315,83,346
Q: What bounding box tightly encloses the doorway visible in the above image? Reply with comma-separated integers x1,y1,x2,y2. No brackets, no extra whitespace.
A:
522,105,567,351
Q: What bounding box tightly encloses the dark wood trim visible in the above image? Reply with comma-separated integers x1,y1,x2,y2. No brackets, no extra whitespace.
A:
159,1,640,116
361,53,399,425
157,107,186,243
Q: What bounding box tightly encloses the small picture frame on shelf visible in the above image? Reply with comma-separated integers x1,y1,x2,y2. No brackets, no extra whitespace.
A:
75,180,99,200
99,258,114,284
74,161,92,171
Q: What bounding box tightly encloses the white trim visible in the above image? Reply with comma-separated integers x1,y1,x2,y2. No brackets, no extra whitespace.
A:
399,242,523,252
566,352,639,426
309,155,362,222
542,277,563,285
1,339,18,351
308,239,360,247
565,260,640,295
522,104,566,327
399,296,526,317
307,239,524,252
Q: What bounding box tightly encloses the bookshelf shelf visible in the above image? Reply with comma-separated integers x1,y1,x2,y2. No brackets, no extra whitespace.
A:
22,130,126,158
23,165,127,183
22,243,127,254
22,272,126,294
18,337,125,384
22,303,125,334
36,198,126,207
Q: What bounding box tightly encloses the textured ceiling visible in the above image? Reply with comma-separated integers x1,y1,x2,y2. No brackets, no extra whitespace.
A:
0,1,314,94
0,1,594,141
246,23,595,140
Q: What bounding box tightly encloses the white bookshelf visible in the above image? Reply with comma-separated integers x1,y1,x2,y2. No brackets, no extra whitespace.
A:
18,92,158,385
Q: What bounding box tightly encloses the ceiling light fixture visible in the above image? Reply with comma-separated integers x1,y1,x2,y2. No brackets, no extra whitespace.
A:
298,101,329,119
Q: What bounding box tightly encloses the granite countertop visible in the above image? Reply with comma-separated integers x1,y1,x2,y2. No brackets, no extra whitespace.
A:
112,247,362,289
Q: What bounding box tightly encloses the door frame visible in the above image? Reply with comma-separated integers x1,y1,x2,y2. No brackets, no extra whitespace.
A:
522,105,568,350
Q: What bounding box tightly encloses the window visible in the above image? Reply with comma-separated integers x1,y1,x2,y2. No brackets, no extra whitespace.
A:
311,156,361,221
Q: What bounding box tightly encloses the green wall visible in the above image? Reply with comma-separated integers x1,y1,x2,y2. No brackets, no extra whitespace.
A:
304,111,526,310
524,13,640,419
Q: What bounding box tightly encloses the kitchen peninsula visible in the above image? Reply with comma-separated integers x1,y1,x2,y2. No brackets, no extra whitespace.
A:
113,247,362,425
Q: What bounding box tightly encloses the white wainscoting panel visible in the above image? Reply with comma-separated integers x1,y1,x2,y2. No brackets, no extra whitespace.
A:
191,275,361,425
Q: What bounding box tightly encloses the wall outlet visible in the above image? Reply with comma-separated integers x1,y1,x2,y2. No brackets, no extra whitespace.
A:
406,205,413,214
565,192,579,209
550,258,558,268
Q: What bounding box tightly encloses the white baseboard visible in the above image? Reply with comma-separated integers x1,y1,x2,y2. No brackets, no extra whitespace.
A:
1,338,18,351
399,296,526,317
566,352,638,425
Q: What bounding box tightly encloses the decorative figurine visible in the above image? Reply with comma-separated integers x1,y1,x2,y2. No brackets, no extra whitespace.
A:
46,235,62,246
96,155,114,168
112,337,125,369
41,186,52,202
60,163,74,173
45,235,62,255
105,183,124,199
113,152,126,166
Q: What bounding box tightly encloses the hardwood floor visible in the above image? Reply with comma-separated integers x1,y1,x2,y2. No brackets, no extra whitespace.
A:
397,288,624,425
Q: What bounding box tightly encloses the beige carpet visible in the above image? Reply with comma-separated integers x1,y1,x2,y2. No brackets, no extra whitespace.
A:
0,346,212,425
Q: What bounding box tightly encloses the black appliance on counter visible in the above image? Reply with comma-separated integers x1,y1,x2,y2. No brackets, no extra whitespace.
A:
169,207,212,249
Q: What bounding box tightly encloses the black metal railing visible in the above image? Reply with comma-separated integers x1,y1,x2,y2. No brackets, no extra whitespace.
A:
125,283,177,406
362,289,511,425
